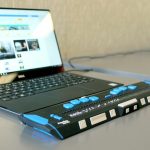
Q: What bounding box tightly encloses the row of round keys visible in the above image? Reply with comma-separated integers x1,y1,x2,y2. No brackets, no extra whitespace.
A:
63,85,138,110
105,81,150,99
63,96,100,109
107,85,137,97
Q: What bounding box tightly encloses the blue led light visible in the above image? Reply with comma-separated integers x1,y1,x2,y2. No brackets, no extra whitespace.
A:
105,95,111,99
70,99,81,105
110,90,120,95
88,96,99,102
127,85,137,90
118,86,128,91
63,103,74,109
33,127,53,137
144,80,150,85
23,114,64,139
79,97,89,103
50,114,62,121
47,123,64,140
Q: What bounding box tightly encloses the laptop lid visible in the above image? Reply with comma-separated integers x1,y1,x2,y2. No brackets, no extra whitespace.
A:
0,8,63,80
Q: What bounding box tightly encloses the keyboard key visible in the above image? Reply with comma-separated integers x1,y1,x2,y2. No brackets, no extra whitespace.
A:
140,98,146,105
127,85,137,90
105,95,111,99
78,119,87,129
144,80,150,85
118,86,128,91
147,96,150,103
79,97,89,103
63,103,74,109
2,97,10,101
50,114,62,121
109,109,116,118
110,90,120,95
88,96,99,102
70,99,81,105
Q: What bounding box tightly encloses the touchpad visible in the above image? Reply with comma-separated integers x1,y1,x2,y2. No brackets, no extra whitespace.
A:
52,86,95,100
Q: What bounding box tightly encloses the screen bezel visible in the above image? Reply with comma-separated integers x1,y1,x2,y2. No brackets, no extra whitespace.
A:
0,7,64,81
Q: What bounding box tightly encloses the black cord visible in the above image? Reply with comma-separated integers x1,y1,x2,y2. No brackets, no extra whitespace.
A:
68,49,150,69
68,56,93,68
65,68,93,73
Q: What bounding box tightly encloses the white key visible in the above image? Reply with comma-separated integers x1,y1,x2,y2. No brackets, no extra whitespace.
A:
78,119,87,129
90,113,107,125
126,108,130,114
147,96,150,103
118,99,137,108
109,109,116,118
140,98,146,106
133,105,138,110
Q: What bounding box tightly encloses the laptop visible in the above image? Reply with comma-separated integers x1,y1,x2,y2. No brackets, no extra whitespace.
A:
0,8,122,115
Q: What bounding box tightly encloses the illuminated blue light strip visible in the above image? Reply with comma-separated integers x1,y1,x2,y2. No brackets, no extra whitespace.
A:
47,123,64,140
33,127,53,137
23,114,64,139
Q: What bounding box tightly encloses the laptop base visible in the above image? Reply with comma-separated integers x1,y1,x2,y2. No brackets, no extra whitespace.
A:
20,81,150,139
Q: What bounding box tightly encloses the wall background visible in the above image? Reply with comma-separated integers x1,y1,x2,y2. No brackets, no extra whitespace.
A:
0,0,150,59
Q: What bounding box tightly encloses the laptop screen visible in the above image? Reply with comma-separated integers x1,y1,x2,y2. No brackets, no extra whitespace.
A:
0,8,62,75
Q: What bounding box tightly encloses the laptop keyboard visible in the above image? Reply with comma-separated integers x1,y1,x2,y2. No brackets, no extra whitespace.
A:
0,73,94,101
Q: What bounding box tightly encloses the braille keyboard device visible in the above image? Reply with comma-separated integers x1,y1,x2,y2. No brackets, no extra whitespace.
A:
20,81,150,139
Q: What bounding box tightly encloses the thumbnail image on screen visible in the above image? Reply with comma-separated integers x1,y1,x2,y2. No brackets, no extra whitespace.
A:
14,40,28,52
0,41,16,60
27,39,40,51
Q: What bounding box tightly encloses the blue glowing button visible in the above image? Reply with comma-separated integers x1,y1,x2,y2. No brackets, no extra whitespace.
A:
89,96,100,102
70,99,81,105
113,88,122,92
50,114,62,121
54,115,62,121
63,103,74,109
105,95,111,99
118,86,128,91
50,114,55,118
79,97,89,103
127,85,137,90
110,90,120,95
144,80,150,85
23,114,48,125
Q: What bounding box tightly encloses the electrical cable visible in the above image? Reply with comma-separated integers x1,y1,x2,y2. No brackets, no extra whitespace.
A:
68,49,150,69
65,68,93,73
